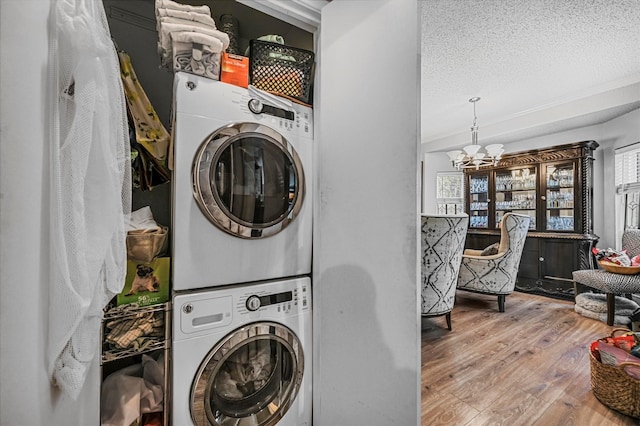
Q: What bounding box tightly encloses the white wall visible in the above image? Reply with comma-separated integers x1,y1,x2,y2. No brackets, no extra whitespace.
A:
313,1,421,425
421,108,640,249
0,1,100,425
600,108,640,248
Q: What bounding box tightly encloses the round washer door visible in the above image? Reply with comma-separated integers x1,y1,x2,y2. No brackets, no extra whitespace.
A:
190,322,304,426
193,122,305,239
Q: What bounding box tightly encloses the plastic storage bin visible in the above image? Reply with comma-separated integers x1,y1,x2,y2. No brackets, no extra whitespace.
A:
249,40,315,104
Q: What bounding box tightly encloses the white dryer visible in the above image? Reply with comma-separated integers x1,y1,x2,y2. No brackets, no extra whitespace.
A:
172,72,313,291
172,276,312,426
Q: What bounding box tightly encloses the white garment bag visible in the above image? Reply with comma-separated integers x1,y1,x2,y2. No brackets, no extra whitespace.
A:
49,0,131,399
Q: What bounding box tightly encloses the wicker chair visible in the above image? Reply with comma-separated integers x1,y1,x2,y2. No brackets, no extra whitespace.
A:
420,213,468,330
572,229,640,326
456,213,530,312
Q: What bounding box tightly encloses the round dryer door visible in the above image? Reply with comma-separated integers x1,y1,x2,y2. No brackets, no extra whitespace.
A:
190,322,304,426
193,122,305,239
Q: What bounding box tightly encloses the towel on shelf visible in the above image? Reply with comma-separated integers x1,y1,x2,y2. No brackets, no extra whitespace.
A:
170,31,224,79
156,8,217,28
105,311,164,350
128,206,161,232
154,0,227,80
155,0,210,15
157,20,229,69
158,15,218,32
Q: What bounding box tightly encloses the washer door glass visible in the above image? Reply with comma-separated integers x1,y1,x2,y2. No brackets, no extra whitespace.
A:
193,122,305,239
191,322,304,426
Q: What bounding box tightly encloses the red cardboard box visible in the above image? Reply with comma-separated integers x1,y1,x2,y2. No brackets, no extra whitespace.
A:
220,52,249,88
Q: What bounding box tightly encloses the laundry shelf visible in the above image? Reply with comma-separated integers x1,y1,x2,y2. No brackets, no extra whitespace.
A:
101,301,171,365
102,339,169,364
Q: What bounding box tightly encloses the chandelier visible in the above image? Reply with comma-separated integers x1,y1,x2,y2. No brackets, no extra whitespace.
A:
446,97,504,170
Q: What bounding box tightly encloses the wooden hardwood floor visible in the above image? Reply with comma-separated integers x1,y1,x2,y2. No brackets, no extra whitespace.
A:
421,291,639,425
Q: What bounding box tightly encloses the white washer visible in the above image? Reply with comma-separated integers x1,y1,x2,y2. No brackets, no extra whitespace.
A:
172,72,313,291
172,277,312,426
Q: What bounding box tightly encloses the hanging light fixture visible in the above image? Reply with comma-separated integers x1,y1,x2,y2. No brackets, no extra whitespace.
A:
446,97,504,170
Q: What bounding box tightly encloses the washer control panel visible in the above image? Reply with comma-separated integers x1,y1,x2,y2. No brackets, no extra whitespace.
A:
241,282,309,315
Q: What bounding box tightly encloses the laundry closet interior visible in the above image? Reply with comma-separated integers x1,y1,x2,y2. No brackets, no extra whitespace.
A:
100,1,316,424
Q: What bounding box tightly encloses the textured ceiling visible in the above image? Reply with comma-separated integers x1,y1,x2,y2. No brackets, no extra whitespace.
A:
420,0,640,151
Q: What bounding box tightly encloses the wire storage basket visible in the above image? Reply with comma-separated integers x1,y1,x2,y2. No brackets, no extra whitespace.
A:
249,40,315,105
590,329,640,419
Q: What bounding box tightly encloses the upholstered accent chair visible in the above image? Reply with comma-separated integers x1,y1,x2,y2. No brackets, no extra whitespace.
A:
456,213,530,312
420,213,469,330
572,229,640,326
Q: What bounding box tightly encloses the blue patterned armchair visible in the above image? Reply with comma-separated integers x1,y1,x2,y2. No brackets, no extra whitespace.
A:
456,213,530,312
421,213,468,330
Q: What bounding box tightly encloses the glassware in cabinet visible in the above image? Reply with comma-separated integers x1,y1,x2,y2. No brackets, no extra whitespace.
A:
494,167,537,230
468,173,489,228
462,141,599,301
544,163,575,231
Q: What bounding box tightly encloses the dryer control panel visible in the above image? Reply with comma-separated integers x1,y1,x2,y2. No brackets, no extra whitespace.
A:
246,97,313,139
174,73,314,139
248,98,294,120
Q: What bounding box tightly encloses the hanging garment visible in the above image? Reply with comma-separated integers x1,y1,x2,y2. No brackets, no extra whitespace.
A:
118,51,170,163
127,109,171,190
49,0,131,399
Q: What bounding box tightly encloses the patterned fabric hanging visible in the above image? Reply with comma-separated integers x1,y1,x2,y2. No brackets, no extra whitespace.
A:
118,51,171,190
118,51,170,164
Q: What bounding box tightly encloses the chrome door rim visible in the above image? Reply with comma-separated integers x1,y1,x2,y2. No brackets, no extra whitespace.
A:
192,122,305,239
190,321,304,426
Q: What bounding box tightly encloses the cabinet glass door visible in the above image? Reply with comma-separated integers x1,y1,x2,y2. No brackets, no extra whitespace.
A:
494,167,537,230
468,173,489,229
544,163,575,232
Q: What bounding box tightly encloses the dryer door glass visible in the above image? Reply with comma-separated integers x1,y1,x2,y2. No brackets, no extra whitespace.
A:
215,136,294,225
191,322,304,426
193,123,305,239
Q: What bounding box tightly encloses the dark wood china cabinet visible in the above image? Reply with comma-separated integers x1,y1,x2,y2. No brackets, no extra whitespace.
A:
463,140,599,300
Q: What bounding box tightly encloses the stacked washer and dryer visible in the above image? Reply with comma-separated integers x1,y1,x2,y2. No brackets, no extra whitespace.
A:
170,72,313,426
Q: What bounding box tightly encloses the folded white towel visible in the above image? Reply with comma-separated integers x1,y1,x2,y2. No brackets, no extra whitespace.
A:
171,30,224,52
156,8,217,28
171,31,223,79
157,19,229,68
128,206,160,232
158,14,217,31
155,0,210,16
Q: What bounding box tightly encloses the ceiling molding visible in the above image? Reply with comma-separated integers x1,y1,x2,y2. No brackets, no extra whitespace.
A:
235,0,329,32
422,81,640,153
